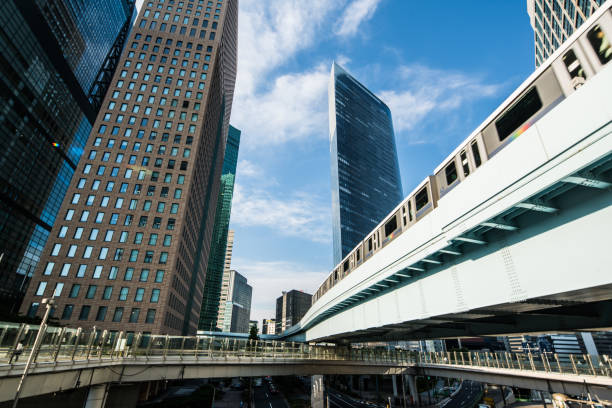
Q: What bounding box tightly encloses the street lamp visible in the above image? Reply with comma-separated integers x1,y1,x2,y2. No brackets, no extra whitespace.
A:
12,297,55,408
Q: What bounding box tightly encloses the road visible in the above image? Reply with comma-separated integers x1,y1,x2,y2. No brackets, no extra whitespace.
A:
254,383,288,408
443,381,483,408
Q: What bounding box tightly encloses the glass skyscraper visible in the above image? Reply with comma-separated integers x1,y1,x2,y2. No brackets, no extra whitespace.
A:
527,0,605,67
0,0,131,313
329,62,403,265
199,125,241,331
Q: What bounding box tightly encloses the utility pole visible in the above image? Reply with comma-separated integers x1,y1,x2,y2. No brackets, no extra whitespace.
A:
12,297,55,408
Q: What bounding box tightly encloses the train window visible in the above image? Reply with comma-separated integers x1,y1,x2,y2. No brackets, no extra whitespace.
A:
343,260,349,272
445,161,458,185
402,208,407,226
367,238,373,252
471,141,482,167
408,202,413,221
460,150,470,177
562,49,586,79
356,249,360,261
334,270,338,280
495,87,542,141
384,216,397,237
415,187,429,211
587,25,612,65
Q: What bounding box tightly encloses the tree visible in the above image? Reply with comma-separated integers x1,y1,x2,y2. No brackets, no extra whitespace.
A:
249,325,259,341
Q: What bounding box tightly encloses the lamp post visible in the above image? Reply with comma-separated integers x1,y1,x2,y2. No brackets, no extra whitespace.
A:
12,297,55,408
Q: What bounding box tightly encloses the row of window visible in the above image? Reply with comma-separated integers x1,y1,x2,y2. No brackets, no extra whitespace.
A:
57,226,173,245
35,281,161,304
114,78,205,101
42,262,165,283
75,175,184,197
69,195,180,214
28,301,157,324
49,244,170,264
139,19,217,40
92,139,191,160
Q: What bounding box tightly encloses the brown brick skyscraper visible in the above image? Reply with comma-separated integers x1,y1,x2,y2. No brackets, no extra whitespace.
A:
21,0,238,336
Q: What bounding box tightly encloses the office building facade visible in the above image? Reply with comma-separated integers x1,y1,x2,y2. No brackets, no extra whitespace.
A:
215,229,234,330
328,62,403,265
21,0,239,336
262,318,276,335
219,269,252,333
275,290,312,333
527,0,605,66
198,125,240,330
0,0,132,313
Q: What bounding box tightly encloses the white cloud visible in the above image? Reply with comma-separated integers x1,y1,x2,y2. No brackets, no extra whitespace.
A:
236,0,343,95
236,159,264,179
231,183,331,244
335,0,382,37
379,65,502,138
233,259,328,325
232,64,330,148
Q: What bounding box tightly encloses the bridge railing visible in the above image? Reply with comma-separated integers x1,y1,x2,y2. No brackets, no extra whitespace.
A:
0,323,611,378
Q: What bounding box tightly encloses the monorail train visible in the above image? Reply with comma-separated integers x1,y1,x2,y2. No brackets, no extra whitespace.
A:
313,4,612,304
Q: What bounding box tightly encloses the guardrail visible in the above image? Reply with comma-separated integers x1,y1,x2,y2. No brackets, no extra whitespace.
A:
0,323,611,379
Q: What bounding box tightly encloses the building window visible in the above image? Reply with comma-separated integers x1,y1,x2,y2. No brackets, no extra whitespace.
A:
129,308,140,323
103,286,113,300
145,309,156,323
35,282,47,296
119,287,129,301
61,305,74,320
78,305,91,320
140,269,149,282
86,285,97,299
96,306,108,321
155,270,164,283
60,263,71,276
69,284,80,298
112,307,124,322
53,283,64,297
150,289,160,303
44,262,55,275
135,288,145,302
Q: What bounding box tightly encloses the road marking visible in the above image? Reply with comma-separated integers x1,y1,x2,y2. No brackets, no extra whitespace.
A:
266,393,269,398
269,402,272,408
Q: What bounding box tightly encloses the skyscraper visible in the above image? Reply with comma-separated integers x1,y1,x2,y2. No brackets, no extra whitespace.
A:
20,0,239,336
215,229,234,330
275,290,312,333
328,62,403,265
219,269,252,333
0,0,132,313
199,125,240,331
527,0,604,67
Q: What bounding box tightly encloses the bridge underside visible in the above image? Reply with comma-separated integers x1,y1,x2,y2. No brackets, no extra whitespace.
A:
321,292,612,343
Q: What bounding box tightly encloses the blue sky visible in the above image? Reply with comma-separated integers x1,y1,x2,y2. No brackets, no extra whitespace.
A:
140,0,537,324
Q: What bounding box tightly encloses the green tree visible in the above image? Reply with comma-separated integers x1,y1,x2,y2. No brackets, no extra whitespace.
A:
249,325,259,341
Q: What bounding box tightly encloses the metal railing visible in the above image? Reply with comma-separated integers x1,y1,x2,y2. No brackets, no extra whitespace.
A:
1,323,611,379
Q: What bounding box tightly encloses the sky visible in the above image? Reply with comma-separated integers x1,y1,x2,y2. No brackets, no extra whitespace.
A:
138,0,537,326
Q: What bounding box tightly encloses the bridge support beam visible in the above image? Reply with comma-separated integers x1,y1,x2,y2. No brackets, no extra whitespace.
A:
84,385,108,408
405,375,420,406
311,375,325,408
392,375,398,398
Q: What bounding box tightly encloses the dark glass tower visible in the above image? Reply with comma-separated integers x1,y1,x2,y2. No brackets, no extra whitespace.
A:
0,0,131,313
329,62,403,265
199,125,241,331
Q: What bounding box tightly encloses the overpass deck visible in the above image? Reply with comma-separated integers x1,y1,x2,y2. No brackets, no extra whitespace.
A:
0,327,611,402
